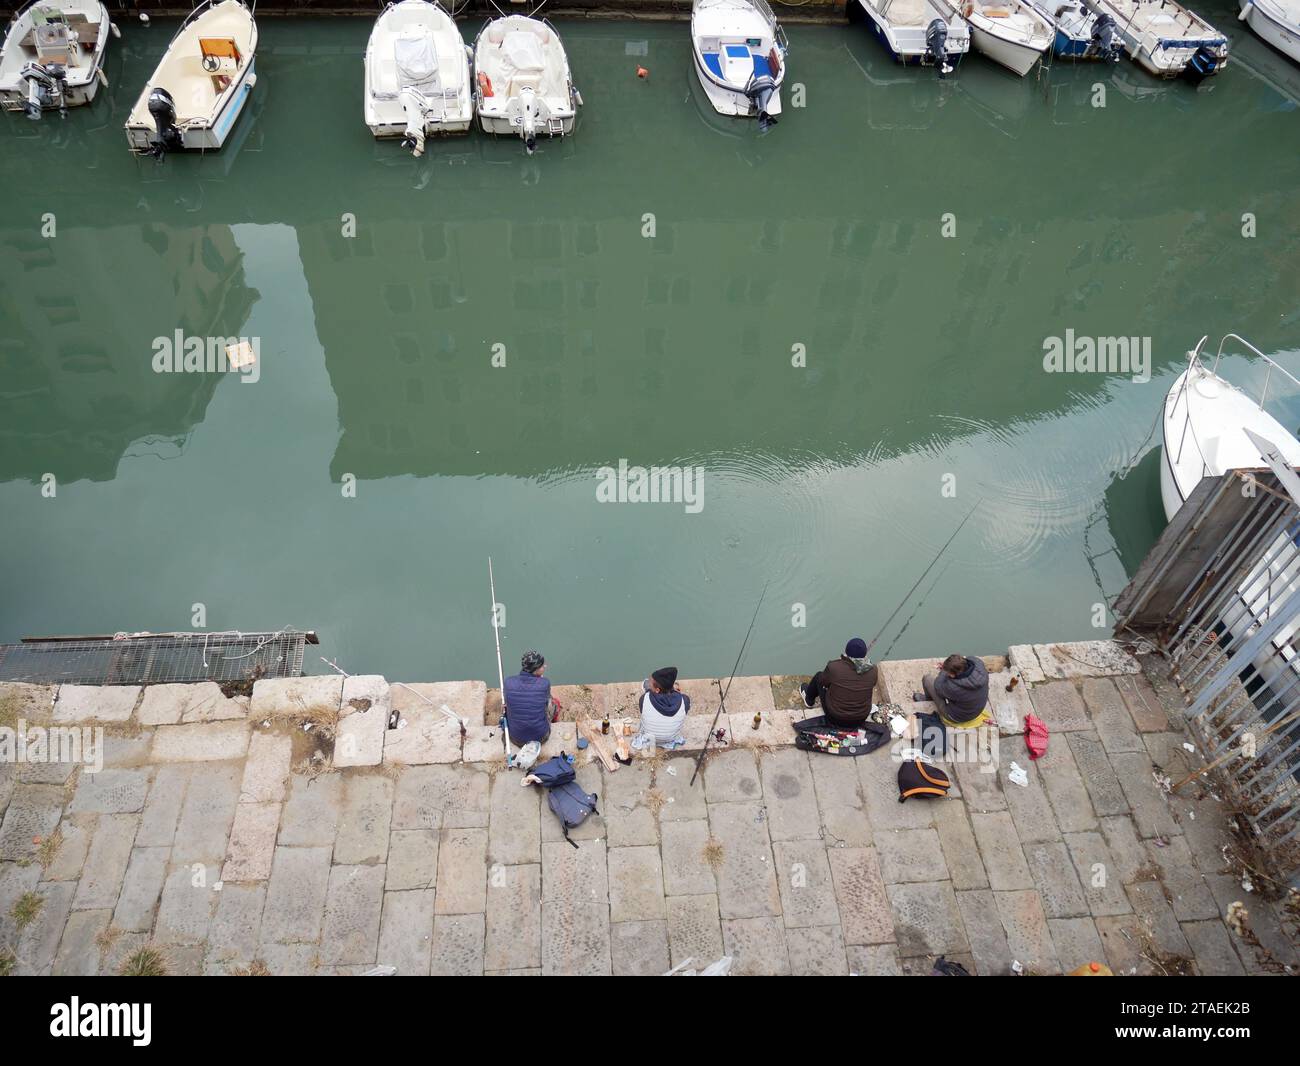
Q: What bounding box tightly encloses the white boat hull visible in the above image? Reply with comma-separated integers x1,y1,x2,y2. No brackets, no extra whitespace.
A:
1241,0,1300,64
473,16,576,148
855,0,971,65
969,21,1047,74
364,0,473,143
0,0,114,113
691,45,783,116
124,0,257,153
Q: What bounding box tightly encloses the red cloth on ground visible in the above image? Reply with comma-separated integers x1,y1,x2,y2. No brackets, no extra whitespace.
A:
1024,713,1049,760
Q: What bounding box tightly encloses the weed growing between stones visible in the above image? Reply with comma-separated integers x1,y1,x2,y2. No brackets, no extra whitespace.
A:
11,891,44,930
119,946,167,976
0,949,14,976
37,828,63,869
703,838,724,869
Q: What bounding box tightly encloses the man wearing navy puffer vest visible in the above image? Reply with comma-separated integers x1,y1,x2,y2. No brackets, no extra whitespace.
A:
503,649,554,747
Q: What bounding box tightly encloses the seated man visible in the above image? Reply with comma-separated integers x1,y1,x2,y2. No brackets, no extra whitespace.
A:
502,649,554,746
799,637,879,728
635,667,691,749
917,653,990,727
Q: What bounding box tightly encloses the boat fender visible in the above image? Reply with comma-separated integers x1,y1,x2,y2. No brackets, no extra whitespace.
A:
1237,1,1251,17
110,21,121,38
139,12,149,24
97,67,108,87
767,47,781,78
478,71,493,98
247,73,257,89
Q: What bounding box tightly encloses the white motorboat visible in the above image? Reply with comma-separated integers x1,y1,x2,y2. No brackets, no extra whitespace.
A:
364,0,472,156
124,0,258,154
473,15,577,153
853,0,971,76
1032,0,1124,60
0,0,116,119
1083,0,1227,78
944,0,1054,75
691,0,787,129
1239,0,1300,65
1161,336,1300,521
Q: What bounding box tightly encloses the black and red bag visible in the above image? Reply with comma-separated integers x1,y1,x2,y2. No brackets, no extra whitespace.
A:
897,758,951,803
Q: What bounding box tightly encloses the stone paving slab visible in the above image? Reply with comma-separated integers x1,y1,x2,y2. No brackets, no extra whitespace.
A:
250,676,343,718
610,918,670,976
151,722,250,763
485,863,541,972
321,864,385,966
334,676,389,768
431,912,485,975
391,680,487,727
53,685,139,724
666,892,724,967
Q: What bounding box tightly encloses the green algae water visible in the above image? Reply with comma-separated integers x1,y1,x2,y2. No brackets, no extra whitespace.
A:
2,11,1299,684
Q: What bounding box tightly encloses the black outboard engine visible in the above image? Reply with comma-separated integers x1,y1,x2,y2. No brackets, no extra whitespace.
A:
745,73,778,132
1183,43,1221,84
1090,13,1121,62
147,86,185,156
925,18,954,78
19,61,67,120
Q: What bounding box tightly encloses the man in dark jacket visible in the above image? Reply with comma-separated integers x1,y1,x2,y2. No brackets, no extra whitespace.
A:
503,649,553,746
799,638,880,728
919,654,990,726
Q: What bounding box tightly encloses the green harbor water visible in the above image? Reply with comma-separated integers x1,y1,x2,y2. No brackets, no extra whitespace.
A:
2,10,1299,685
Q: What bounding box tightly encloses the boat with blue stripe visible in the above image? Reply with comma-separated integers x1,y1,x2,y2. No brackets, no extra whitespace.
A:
691,0,787,130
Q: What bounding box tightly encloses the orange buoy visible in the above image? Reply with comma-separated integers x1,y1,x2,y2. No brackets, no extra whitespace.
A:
1068,961,1113,976
636,66,649,79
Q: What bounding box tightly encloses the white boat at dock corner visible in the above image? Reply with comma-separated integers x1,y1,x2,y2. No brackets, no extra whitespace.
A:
365,0,472,156
1160,334,1300,522
852,0,970,76
691,0,787,129
124,0,258,155
1239,0,1300,66
473,12,579,154
1082,0,1228,79
939,0,1054,76
1030,0,1124,61
0,0,118,119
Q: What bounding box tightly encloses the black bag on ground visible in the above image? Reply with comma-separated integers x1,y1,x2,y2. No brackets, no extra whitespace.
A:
792,715,890,757
897,758,951,802
531,754,599,848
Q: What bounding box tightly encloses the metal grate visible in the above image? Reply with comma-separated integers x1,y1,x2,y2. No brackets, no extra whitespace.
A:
0,630,317,686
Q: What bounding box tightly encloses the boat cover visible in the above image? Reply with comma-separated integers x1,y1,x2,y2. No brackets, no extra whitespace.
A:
395,31,438,86
502,30,545,73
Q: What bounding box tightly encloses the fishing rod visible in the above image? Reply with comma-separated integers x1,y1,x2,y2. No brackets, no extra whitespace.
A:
879,560,951,662
488,557,512,766
864,498,982,662
690,579,769,788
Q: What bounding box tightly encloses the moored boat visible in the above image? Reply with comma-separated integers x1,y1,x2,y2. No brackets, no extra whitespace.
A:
851,0,971,76
473,14,577,153
1083,0,1227,78
942,0,1054,75
691,0,788,129
124,0,258,154
1238,0,1300,66
364,0,472,156
1031,0,1123,59
0,0,116,119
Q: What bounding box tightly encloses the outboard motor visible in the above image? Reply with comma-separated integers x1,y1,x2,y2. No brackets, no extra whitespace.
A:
1184,43,1222,84
519,85,539,154
925,19,954,77
398,86,427,157
19,61,67,120
147,86,184,156
744,73,778,132
1090,13,1121,62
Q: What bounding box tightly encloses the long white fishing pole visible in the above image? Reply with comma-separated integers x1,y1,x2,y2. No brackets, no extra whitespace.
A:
488,557,512,765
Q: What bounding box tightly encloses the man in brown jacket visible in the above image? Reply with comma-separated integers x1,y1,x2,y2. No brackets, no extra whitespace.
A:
798,637,880,728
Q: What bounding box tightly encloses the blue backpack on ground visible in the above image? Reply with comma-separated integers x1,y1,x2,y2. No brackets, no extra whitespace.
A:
530,755,599,848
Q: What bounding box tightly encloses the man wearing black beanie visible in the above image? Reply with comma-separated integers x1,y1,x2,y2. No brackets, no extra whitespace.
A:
798,637,880,728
